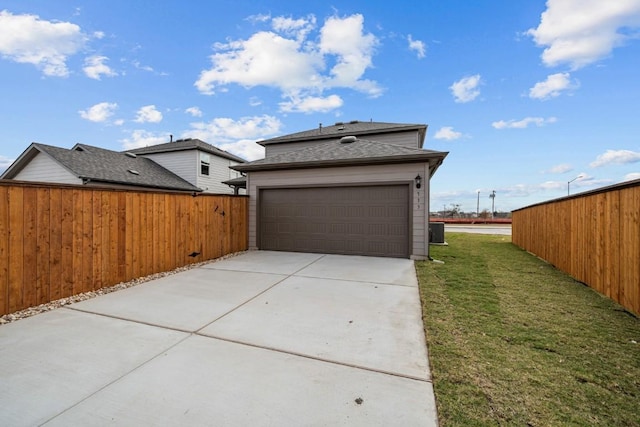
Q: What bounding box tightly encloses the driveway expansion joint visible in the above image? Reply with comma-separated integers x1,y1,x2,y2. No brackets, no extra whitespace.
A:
194,332,432,384
194,254,328,333
62,306,195,334
40,333,192,426
1,251,437,426
293,273,416,287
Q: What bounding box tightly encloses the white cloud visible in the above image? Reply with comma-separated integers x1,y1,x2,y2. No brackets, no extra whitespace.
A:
520,175,593,194
545,163,574,174
195,13,381,113
492,116,557,129
196,30,322,94
538,181,566,191
0,10,88,77
622,172,640,181
246,13,271,24
319,14,379,94
120,130,168,150
217,139,265,162
279,94,343,113
185,107,203,117
450,75,481,103
249,97,262,107
132,60,153,72
182,115,282,161
79,102,118,122
433,126,463,141
589,149,640,167
529,72,577,99
527,0,640,69
83,55,117,80
407,35,426,59
272,15,316,41
134,105,163,123
0,155,15,172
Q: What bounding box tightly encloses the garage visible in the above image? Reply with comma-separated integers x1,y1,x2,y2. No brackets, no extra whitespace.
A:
259,185,410,258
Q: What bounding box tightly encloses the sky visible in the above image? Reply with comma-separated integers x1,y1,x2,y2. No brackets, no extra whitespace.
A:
1,0,639,213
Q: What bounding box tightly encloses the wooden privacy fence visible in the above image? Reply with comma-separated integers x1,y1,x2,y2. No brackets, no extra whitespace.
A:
512,180,640,316
0,181,248,316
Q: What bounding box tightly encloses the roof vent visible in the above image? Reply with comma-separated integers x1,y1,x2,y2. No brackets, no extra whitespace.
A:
340,135,357,144
125,152,137,158
127,169,139,175
335,121,344,126
349,120,359,124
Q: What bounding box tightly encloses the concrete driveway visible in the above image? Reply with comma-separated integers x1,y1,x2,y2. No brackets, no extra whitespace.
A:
0,251,437,426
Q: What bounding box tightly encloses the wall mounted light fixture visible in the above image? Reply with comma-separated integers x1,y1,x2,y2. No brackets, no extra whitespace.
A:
415,174,422,189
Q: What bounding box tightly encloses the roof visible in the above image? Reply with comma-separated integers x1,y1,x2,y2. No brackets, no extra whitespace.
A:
127,138,246,163
2,143,202,192
232,137,448,175
258,121,427,146
222,176,247,187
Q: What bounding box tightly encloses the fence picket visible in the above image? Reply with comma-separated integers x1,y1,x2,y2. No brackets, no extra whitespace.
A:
513,182,640,316
0,182,248,316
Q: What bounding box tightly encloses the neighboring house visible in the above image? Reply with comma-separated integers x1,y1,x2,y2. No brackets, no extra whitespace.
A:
233,120,448,260
127,138,246,194
1,138,246,194
0,142,201,192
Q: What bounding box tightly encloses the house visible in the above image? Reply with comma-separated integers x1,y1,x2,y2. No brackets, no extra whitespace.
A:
127,138,246,194
232,120,448,260
0,142,202,192
1,138,246,194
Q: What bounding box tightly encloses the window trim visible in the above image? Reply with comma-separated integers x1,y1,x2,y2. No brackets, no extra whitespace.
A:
200,152,210,176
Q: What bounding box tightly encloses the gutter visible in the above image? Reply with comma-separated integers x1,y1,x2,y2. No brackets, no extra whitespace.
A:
232,152,449,173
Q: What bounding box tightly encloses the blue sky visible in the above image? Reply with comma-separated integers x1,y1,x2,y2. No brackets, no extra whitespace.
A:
1,1,639,212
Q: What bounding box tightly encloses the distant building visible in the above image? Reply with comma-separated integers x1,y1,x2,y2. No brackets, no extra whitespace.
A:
1,138,246,194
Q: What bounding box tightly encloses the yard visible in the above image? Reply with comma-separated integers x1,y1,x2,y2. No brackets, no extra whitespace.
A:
417,233,640,426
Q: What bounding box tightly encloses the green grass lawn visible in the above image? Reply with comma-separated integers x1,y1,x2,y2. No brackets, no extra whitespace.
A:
416,233,640,426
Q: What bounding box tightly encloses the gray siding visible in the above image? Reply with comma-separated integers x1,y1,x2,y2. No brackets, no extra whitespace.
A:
196,154,243,194
265,130,421,157
139,150,243,194
13,152,81,185
370,131,421,149
266,141,318,157
247,162,431,259
139,150,197,185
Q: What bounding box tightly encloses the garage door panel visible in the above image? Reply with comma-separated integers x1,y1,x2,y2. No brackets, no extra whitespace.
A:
259,185,410,258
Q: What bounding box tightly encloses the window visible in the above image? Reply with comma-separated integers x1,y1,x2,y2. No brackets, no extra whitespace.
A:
200,153,210,176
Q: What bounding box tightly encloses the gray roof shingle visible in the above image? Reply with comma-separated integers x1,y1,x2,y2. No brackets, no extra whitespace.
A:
258,121,427,146
30,143,202,191
233,137,448,173
127,138,246,163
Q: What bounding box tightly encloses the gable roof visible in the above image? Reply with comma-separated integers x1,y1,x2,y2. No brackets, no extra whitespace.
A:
1,143,202,192
233,137,448,176
258,121,427,146
127,138,246,163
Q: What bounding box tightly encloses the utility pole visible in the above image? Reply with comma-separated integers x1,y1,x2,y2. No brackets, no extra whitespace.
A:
476,191,480,217
489,190,496,219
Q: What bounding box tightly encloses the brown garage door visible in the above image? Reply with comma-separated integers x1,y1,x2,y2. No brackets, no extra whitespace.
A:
259,185,410,258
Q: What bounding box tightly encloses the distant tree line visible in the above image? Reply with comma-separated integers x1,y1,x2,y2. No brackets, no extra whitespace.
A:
431,203,511,219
